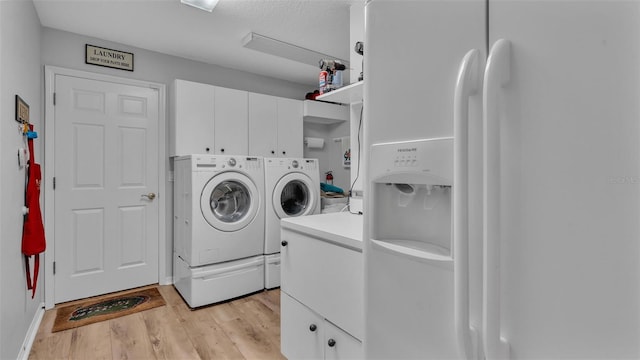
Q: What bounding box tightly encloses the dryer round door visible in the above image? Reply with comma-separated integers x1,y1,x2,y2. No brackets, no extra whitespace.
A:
272,173,318,219
200,172,260,232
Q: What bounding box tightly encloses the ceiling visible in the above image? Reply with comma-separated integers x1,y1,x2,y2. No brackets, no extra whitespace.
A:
33,0,357,86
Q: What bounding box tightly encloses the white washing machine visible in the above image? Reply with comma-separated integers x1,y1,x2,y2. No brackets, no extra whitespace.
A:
173,154,265,307
264,158,321,288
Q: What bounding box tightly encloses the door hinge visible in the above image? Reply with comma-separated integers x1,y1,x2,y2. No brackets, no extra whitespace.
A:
53,261,56,275
53,177,56,190
53,92,56,106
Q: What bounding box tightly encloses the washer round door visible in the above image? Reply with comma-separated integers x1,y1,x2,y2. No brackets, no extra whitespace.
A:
273,173,318,219
200,172,260,232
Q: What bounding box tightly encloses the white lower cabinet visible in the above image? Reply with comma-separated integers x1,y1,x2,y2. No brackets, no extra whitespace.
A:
280,215,364,360
281,292,362,360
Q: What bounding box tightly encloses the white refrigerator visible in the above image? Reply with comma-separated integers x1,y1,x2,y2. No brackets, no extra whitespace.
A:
363,1,640,359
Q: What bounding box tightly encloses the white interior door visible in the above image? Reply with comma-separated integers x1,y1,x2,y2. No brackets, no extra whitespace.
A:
54,74,159,303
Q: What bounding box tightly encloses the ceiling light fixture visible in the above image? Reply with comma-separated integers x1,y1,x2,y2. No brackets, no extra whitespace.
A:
242,32,349,69
180,0,219,12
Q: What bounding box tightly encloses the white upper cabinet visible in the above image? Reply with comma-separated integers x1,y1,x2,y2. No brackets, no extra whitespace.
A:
276,97,303,158
171,79,215,156
172,79,299,158
248,93,279,157
213,86,248,155
249,93,303,158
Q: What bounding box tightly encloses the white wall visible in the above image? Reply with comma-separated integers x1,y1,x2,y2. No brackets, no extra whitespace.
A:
0,1,43,358
304,121,351,193
41,28,311,284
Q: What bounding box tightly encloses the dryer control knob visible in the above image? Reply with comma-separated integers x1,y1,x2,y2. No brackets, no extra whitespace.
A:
228,158,236,167
292,160,299,168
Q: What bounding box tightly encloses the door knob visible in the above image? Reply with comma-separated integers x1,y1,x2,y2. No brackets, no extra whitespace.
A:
141,193,156,200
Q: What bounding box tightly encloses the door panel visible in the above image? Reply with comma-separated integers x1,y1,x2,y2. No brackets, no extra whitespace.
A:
488,2,640,357
276,98,303,157
54,75,159,303
214,86,248,155
249,93,278,157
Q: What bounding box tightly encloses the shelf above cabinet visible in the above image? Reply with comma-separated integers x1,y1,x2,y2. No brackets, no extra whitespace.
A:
315,81,363,105
303,100,349,125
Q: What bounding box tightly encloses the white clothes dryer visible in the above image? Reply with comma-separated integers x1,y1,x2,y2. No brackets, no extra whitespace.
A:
264,158,321,288
174,155,265,266
173,155,265,307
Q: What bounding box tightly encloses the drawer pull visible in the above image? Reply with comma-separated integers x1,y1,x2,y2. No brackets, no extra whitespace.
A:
309,324,317,332
328,339,336,347
281,240,288,246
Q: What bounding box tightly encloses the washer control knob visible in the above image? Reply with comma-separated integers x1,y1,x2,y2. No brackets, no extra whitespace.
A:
292,160,299,168
228,158,236,167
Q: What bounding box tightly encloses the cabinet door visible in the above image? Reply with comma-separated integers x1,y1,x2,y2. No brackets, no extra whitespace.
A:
324,321,363,360
281,229,363,340
172,80,215,156
248,93,278,157
281,292,324,360
214,86,248,155
277,98,303,158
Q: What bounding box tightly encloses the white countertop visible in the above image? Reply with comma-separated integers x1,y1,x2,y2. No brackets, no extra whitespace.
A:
280,212,364,251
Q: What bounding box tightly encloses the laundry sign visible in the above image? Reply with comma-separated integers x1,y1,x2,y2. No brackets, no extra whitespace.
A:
85,44,134,71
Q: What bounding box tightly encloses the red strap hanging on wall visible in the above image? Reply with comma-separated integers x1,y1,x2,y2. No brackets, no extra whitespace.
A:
22,124,46,299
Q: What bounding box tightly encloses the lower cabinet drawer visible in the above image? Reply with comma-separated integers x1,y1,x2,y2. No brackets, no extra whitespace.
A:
281,229,363,339
281,292,363,360
281,292,324,359
324,320,363,360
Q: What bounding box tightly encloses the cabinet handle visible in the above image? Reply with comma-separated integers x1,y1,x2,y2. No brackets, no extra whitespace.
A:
271,150,275,154
309,324,317,332
221,148,225,153
282,151,286,155
281,240,288,247
328,339,336,347
205,147,210,152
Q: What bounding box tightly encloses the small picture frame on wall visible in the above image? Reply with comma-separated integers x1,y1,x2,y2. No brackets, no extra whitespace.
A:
15,95,29,124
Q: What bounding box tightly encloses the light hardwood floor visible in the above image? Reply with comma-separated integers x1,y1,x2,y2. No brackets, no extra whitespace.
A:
29,285,285,360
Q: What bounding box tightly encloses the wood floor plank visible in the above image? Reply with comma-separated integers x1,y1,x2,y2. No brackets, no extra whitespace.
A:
156,285,184,307
172,301,245,359
255,288,280,315
28,330,72,360
210,298,284,360
253,289,281,315
33,308,57,339
68,321,112,360
110,312,157,360
215,317,281,360
142,305,201,359
231,298,284,359
207,302,242,323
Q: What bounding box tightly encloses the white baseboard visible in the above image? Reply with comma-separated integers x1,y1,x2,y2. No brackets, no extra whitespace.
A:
17,304,45,360
160,276,173,285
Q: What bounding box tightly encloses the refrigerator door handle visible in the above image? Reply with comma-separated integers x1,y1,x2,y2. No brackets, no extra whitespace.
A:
453,48,481,360
482,39,511,360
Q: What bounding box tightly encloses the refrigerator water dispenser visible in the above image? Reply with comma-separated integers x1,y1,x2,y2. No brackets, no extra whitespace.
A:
369,137,454,261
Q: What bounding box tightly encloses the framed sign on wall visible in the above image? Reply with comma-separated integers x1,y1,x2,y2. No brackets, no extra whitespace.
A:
85,44,134,72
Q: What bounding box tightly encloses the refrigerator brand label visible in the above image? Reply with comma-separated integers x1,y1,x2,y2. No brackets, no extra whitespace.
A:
397,148,417,152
